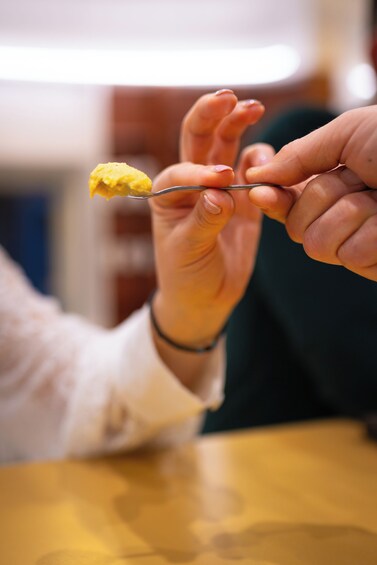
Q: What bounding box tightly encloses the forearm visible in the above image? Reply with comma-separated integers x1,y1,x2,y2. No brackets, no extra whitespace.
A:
150,290,228,392
60,305,225,458
0,284,224,463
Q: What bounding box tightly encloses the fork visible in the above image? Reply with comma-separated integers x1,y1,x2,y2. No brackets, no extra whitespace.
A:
127,182,283,199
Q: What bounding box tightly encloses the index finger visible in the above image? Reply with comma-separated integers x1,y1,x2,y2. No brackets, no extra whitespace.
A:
246,106,377,189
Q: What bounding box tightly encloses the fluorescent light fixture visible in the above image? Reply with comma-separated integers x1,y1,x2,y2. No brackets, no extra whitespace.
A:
0,44,301,87
346,63,377,101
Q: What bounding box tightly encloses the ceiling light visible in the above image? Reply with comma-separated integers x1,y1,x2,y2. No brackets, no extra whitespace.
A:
0,44,301,87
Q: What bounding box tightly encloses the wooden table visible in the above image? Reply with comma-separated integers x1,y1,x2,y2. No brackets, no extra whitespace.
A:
1,419,376,564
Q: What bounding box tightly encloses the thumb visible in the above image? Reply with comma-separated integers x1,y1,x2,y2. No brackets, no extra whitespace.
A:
246,106,377,188
181,188,235,247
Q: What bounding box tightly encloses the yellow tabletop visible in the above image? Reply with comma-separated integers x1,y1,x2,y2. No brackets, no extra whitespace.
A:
1,419,376,565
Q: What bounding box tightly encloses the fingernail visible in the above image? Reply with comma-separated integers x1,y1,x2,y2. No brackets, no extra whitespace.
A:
212,164,233,173
214,89,234,96
241,99,262,107
254,154,272,166
203,193,222,214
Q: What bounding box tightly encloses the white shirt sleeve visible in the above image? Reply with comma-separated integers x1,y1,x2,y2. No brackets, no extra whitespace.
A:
0,248,224,464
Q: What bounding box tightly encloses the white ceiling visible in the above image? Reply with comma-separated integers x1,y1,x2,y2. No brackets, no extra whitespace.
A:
0,0,320,86
0,0,316,51
0,0,374,103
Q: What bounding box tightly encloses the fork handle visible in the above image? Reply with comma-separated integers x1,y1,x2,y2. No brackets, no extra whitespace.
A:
226,183,283,190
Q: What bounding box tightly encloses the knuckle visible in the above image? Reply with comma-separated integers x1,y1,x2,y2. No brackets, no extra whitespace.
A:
285,217,303,243
336,191,376,223
337,241,363,268
305,175,334,204
302,221,341,265
340,191,365,212
338,215,377,268
302,228,326,261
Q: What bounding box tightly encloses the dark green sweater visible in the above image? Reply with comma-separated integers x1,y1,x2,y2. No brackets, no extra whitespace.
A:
203,106,377,433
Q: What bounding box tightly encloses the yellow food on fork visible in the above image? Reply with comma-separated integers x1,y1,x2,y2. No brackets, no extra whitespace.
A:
89,162,152,200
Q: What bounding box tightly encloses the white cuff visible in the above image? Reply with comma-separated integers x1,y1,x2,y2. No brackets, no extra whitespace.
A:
113,304,225,428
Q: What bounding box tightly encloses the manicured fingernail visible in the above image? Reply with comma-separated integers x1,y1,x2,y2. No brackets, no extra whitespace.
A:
214,89,234,96
241,99,262,107
212,164,232,173
203,193,222,214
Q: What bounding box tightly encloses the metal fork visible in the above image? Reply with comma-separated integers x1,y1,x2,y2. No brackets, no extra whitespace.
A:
127,183,283,199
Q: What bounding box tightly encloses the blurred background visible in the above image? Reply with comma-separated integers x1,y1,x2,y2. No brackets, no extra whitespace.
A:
0,0,375,327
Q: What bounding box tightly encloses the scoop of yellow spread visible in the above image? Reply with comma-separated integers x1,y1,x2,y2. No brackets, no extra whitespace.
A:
89,162,152,200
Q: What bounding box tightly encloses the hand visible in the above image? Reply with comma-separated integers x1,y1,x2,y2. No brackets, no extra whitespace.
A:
246,105,377,281
180,88,265,168
150,90,270,350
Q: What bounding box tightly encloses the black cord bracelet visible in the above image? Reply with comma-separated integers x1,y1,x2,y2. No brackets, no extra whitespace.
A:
148,291,227,354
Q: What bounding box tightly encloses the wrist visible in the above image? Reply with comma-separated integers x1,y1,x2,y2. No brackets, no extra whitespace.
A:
150,290,228,352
